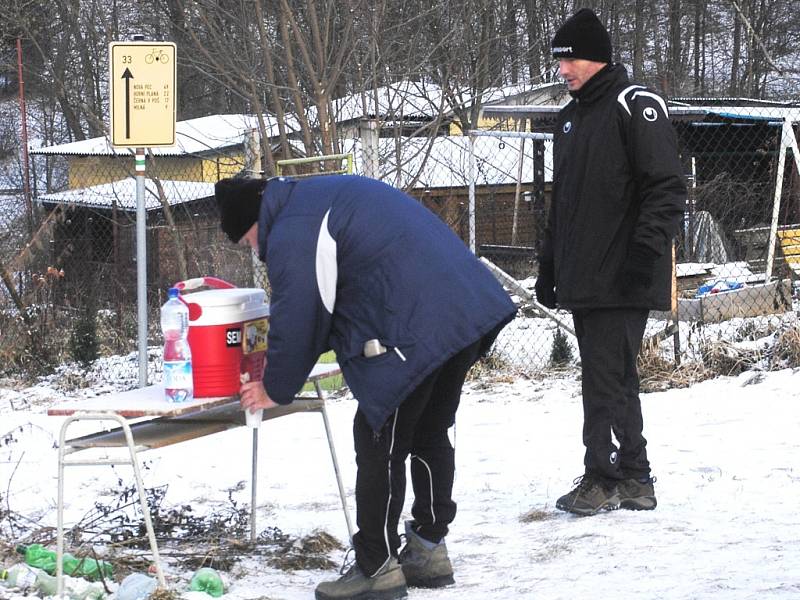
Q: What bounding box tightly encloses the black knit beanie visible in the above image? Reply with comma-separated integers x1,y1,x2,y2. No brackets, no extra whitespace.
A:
215,177,267,243
551,8,612,63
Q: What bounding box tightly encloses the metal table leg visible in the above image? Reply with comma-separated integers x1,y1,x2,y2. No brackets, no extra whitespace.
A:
313,381,354,542
56,413,166,594
250,427,258,543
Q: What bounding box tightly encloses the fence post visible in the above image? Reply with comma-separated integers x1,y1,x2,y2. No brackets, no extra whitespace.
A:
468,131,476,253
359,119,379,179
135,148,148,387
244,129,268,290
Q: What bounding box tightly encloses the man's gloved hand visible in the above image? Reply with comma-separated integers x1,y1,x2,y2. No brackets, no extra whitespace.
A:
534,260,557,309
621,244,659,291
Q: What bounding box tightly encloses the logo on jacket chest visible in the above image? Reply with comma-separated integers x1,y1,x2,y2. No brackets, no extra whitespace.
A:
563,121,572,133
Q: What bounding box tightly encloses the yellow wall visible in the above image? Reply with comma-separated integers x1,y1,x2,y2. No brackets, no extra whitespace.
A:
67,152,247,189
449,115,532,135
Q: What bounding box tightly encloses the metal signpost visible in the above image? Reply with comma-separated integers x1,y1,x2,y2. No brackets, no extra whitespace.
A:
109,39,177,387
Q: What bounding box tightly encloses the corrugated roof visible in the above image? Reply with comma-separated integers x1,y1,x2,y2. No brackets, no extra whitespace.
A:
38,178,214,211
30,113,294,157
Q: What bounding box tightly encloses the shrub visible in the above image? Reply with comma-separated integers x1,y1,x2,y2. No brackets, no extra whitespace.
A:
549,327,573,367
70,305,99,367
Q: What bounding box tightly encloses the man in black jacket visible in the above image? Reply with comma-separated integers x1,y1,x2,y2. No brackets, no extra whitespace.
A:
535,8,686,516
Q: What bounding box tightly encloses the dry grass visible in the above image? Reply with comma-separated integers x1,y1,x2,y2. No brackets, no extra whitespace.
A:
0,538,17,566
638,339,715,392
700,339,761,377
519,508,554,523
467,353,519,384
150,589,181,600
530,538,573,562
767,325,800,369
267,530,343,571
638,322,800,392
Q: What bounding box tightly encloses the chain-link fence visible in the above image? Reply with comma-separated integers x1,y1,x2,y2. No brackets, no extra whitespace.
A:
0,102,798,387
473,104,800,374
1,116,262,385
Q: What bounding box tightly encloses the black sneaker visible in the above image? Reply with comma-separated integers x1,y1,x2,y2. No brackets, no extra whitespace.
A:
618,477,657,510
556,474,620,516
315,555,407,600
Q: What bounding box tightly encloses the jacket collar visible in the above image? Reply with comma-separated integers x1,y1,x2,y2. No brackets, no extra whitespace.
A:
258,176,296,261
570,63,628,105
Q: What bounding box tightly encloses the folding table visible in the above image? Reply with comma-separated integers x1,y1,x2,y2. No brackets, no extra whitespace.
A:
47,363,353,594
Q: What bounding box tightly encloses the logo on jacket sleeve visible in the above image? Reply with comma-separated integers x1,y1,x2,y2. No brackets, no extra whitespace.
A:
643,106,659,122
563,121,572,133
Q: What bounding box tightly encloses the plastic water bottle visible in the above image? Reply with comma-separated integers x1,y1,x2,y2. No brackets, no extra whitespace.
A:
1,564,40,592
1,564,57,595
2,564,107,599
188,567,224,597
161,287,193,402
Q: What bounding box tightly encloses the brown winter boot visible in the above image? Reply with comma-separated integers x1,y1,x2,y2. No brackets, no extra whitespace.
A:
315,555,407,600
555,474,620,516
398,521,455,588
618,477,657,510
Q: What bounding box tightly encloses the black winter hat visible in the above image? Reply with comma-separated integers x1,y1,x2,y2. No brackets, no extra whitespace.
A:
551,8,612,63
215,177,267,243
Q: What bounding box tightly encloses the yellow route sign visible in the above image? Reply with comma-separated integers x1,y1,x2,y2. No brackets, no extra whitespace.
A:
109,41,176,147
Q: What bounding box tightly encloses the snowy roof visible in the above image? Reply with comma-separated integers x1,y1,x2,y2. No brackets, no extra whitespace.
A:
344,135,554,189
30,114,296,157
483,103,800,124
309,81,446,125
480,82,567,106
310,80,563,126
38,178,214,211
670,97,800,107
667,105,800,123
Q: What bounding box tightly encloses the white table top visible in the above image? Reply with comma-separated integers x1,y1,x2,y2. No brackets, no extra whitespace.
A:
46,362,341,418
47,385,234,418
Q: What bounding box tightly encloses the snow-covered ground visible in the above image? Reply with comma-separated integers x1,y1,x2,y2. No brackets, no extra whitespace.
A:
2,363,799,599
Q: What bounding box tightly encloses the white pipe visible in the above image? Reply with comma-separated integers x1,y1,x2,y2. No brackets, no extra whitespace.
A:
765,122,791,281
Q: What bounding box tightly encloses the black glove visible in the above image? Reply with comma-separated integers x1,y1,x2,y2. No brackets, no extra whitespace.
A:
621,244,659,291
534,260,557,309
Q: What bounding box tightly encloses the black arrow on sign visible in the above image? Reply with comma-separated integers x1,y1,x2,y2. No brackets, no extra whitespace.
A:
121,68,133,138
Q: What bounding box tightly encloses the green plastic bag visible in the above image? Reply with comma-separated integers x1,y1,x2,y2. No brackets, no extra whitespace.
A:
188,567,224,597
16,544,113,581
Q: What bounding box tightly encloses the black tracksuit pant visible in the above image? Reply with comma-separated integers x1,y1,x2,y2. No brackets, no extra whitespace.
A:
351,337,484,577
572,308,651,481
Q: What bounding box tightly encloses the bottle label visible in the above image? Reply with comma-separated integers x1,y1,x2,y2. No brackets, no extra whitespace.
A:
164,360,193,402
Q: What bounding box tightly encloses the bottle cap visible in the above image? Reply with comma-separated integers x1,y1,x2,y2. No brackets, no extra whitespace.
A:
168,287,180,298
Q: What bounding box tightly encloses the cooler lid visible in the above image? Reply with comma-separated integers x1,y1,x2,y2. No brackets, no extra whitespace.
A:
185,287,265,307
184,288,270,325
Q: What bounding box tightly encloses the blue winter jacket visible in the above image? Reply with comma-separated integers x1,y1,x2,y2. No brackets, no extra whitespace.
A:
257,175,516,431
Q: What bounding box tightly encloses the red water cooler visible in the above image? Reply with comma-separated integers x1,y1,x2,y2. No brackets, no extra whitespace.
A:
173,277,270,398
